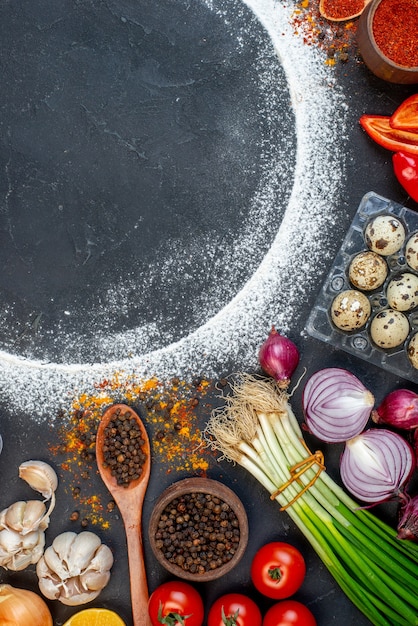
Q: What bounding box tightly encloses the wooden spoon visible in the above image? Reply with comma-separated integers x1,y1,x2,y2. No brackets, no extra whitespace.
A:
319,0,371,21
96,403,152,626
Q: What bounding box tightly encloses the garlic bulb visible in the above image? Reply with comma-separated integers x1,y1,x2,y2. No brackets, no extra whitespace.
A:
36,531,114,605
0,501,48,571
0,461,58,572
1,500,49,534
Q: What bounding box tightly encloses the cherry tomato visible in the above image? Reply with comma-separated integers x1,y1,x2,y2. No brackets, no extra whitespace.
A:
148,581,204,626
251,542,306,599
207,593,262,626
262,600,317,626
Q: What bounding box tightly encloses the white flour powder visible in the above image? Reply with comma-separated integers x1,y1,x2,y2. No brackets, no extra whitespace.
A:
0,0,348,420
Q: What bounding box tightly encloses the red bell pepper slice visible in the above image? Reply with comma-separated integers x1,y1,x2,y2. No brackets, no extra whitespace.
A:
393,151,418,202
360,115,418,155
390,94,418,132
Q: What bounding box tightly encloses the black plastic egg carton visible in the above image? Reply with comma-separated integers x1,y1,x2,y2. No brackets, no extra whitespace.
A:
306,191,418,383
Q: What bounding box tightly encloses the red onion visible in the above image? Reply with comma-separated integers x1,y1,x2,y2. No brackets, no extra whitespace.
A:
258,326,299,388
302,368,374,443
397,494,418,541
340,429,415,504
373,389,418,430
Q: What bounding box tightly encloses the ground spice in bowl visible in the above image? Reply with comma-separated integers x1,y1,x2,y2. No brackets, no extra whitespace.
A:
372,0,418,67
357,0,418,83
149,477,248,582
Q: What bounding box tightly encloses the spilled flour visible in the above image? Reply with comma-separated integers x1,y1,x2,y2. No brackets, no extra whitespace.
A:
0,0,348,420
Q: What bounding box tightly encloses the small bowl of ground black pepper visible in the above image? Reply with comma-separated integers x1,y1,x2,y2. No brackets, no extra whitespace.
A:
357,0,418,84
149,477,248,582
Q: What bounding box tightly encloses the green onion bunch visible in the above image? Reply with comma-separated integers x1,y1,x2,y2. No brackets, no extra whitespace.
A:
204,374,418,626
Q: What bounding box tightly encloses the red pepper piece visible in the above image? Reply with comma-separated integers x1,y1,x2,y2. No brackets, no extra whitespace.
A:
393,151,418,202
390,94,418,133
360,115,418,155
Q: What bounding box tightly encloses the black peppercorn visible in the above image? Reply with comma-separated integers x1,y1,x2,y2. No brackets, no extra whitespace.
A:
100,407,148,486
154,491,241,574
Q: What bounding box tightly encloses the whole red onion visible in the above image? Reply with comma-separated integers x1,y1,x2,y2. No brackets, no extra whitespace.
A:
373,389,418,430
258,326,300,389
397,494,418,541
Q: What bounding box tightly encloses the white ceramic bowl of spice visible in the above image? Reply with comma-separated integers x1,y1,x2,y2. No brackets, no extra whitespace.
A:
148,477,248,582
357,0,418,84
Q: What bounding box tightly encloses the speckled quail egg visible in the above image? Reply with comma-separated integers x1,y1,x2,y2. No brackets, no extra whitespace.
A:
330,289,371,331
405,232,418,271
386,272,418,311
370,309,409,348
407,332,418,369
348,251,388,291
364,214,406,256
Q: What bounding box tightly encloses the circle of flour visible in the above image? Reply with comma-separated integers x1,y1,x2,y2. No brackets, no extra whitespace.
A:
0,0,347,419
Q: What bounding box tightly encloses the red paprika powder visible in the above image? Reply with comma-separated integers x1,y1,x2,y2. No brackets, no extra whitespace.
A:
321,0,365,20
373,0,418,67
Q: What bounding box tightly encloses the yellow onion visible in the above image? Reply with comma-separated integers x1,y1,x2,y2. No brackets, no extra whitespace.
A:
0,584,53,625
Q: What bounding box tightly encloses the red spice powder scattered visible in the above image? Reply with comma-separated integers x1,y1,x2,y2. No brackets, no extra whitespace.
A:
291,0,359,64
373,0,418,67
49,373,216,528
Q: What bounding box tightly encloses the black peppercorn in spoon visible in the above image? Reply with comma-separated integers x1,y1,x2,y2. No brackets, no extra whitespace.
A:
96,403,152,626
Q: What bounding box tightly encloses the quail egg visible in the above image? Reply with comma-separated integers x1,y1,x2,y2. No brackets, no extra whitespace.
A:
407,332,418,369
370,309,409,348
405,232,418,271
330,290,371,331
364,214,406,256
386,272,418,311
348,251,388,291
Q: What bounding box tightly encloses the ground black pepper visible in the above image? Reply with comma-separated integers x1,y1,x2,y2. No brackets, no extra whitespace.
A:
101,407,148,486
154,492,241,574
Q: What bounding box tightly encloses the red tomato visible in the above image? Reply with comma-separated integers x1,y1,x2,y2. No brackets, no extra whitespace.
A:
148,581,204,626
207,593,262,626
251,542,306,599
262,600,317,626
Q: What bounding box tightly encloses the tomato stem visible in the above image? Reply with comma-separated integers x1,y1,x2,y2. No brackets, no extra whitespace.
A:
267,566,283,581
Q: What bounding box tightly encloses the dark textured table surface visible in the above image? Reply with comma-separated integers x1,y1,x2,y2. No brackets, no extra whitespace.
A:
0,1,416,625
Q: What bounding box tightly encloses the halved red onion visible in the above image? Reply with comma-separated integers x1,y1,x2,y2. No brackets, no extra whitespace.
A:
340,429,415,504
302,368,375,443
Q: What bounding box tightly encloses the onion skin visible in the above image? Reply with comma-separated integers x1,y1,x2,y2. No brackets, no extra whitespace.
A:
258,326,299,388
302,367,374,443
340,429,415,504
397,494,418,541
0,584,53,625
373,389,418,430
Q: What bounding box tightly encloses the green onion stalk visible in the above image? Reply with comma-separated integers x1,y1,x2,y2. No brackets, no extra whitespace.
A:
204,374,418,626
